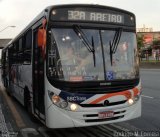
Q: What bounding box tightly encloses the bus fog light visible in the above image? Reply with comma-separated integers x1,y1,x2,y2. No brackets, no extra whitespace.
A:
128,98,134,105
70,103,78,111
60,101,68,108
52,95,60,103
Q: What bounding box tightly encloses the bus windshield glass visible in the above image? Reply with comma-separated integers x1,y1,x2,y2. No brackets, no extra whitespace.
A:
47,28,138,82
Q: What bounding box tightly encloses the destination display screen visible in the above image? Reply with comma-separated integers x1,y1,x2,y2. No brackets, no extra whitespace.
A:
50,7,135,26
67,10,124,24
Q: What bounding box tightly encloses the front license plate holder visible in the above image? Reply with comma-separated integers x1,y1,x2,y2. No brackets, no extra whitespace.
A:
98,111,114,119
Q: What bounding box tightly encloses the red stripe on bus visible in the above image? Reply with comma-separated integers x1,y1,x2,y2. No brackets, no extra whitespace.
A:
89,90,132,104
133,87,139,96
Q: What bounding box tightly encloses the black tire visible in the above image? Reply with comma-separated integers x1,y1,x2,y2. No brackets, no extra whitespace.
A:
6,88,11,96
5,82,12,96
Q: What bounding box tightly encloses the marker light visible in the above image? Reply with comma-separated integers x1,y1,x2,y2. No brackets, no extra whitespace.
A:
52,10,56,15
52,95,60,103
128,98,134,105
130,16,134,21
70,103,78,111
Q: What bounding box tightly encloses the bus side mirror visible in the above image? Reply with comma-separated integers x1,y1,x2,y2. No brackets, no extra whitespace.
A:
37,28,46,48
37,28,46,59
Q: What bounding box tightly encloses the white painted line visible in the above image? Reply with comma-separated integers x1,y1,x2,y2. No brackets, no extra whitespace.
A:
141,95,154,99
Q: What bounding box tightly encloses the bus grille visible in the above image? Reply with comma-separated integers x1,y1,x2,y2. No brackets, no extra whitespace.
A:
85,115,124,123
80,100,127,107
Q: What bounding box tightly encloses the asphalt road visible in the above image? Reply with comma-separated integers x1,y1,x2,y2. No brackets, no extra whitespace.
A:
0,69,160,137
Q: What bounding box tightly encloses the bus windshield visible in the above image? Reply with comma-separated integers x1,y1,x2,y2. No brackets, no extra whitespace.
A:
47,28,138,82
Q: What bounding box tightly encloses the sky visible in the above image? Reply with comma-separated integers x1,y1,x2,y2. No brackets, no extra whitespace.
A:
0,0,160,39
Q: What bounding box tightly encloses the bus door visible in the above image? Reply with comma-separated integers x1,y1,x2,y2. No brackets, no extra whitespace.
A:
32,28,45,120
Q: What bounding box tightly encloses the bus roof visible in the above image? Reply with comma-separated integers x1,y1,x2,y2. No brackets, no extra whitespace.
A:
6,4,135,49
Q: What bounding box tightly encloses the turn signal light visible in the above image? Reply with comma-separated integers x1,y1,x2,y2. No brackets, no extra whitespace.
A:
52,95,60,103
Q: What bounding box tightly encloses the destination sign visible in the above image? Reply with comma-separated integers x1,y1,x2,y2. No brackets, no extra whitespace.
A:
68,10,124,24
50,7,135,26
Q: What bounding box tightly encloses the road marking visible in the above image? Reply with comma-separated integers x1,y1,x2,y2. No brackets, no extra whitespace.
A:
141,95,154,99
0,85,26,128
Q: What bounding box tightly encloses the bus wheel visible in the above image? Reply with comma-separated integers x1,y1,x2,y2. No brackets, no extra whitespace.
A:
24,88,37,122
6,88,11,96
6,84,12,97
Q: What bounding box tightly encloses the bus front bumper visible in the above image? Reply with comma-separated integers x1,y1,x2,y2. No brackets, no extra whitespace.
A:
46,98,141,128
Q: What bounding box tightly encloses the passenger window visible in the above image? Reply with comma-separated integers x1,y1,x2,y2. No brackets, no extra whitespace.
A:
24,30,32,64
25,30,32,49
19,38,23,51
13,44,18,64
18,38,24,64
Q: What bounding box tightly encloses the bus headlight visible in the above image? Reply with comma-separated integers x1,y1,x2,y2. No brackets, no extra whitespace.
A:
128,94,141,105
48,91,68,109
48,91,79,111
70,103,78,111
128,98,134,105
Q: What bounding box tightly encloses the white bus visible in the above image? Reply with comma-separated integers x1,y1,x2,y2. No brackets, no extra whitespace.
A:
1,4,141,128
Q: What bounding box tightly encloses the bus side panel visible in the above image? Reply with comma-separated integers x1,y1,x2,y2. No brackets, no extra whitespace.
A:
19,64,32,93
18,64,32,105
8,64,32,106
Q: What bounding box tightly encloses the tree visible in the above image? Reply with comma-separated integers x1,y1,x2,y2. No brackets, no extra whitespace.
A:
137,35,144,50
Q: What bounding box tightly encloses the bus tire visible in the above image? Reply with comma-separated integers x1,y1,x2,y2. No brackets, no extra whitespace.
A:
5,82,12,97
6,88,11,96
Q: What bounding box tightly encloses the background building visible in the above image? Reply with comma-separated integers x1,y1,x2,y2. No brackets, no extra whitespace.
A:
137,26,160,60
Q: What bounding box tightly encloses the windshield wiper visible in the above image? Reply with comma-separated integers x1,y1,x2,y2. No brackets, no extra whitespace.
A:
109,28,122,66
73,25,96,67
91,36,96,67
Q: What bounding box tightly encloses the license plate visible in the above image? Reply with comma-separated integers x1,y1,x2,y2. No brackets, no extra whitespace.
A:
98,111,114,119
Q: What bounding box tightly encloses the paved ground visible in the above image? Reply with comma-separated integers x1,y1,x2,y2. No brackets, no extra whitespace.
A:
140,62,160,69
0,87,19,137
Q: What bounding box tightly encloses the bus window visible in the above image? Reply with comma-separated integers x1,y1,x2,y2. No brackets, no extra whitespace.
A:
17,38,24,64
12,43,18,64
24,30,32,63
48,28,104,81
25,30,32,49
19,38,23,51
